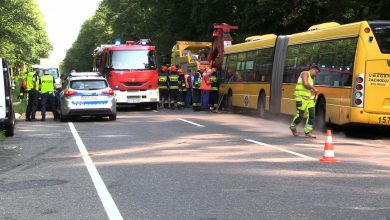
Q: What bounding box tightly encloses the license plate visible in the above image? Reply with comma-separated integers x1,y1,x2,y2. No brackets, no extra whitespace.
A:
127,98,140,103
81,96,96,100
377,116,390,124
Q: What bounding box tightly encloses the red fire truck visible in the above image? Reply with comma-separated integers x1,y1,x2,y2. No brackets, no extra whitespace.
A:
93,39,159,110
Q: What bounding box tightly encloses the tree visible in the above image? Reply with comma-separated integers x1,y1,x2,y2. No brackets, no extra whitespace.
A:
64,0,390,71
0,0,52,74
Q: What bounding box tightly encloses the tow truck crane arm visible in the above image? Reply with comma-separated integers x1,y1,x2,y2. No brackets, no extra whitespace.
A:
207,23,238,69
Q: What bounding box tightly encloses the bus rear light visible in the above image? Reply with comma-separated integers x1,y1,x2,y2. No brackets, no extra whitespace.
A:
355,99,362,105
64,90,78,97
364,27,371,33
353,73,365,108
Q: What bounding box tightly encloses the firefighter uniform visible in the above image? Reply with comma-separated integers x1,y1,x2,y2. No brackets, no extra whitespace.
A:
290,70,316,136
158,66,169,108
25,70,39,121
184,72,192,108
192,69,203,111
177,69,185,109
40,72,59,121
209,69,219,111
168,67,180,109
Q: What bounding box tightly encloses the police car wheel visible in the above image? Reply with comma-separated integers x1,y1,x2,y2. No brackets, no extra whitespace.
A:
109,114,116,121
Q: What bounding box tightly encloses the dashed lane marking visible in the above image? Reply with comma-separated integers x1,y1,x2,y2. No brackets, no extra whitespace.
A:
245,139,316,160
177,118,205,127
68,122,123,220
152,110,159,113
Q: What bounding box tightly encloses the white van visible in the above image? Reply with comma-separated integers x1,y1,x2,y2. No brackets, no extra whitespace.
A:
0,58,15,136
38,59,61,88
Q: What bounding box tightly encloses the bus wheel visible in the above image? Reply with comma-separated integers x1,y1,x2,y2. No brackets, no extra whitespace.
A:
315,98,327,132
257,92,266,118
109,113,117,121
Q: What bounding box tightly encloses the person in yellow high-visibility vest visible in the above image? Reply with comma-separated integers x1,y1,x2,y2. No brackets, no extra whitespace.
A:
39,69,59,121
289,65,320,138
25,67,40,121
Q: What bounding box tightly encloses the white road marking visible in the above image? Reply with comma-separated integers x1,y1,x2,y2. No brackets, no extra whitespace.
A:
152,110,159,113
68,122,123,220
177,118,205,127
245,139,316,160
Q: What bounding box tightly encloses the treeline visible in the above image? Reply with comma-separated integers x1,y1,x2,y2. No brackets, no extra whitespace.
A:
0,0,52,75
63,0,390,73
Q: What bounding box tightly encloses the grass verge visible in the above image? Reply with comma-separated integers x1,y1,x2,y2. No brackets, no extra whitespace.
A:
0,131,5,141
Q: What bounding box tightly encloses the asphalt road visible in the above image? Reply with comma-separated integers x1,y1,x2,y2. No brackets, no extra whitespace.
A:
1,108,390,220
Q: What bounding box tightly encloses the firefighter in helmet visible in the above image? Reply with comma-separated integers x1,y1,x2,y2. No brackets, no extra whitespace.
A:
168,65,180,109
177,68,186,109
209,67,219,112
158,65,169,108
192,67,204,111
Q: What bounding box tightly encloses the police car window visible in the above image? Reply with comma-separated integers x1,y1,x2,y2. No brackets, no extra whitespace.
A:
70,80,108,90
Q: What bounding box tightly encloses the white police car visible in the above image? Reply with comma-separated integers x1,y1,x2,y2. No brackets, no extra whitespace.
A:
59,72,116,121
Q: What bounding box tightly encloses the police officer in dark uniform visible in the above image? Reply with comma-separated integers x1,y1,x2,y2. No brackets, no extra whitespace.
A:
40,69,59,121
25,67,39,121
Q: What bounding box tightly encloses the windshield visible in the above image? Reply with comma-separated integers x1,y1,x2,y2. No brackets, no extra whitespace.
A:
70,80,108,90
110,50,157,70
369,21,390,53
38,68,60,78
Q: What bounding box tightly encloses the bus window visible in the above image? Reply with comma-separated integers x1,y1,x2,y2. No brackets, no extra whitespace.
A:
341,38,358,86
244,51,256,82
226,54,237,82
235,53,246,82
283,45,300,83
316,41,336,86
255,48,273,82
369,22,390,53
297,44,313,72
313,38,357,87
221,56,228,80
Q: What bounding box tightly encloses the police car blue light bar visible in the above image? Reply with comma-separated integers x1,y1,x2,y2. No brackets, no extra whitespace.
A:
69,72,102,77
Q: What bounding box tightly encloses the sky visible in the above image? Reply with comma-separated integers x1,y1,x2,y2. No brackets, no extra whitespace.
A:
37,0,102,63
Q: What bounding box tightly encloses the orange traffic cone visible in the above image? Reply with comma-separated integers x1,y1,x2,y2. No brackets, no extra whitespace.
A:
320,129,338,163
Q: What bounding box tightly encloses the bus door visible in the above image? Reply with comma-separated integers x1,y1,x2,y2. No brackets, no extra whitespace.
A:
364,60,390,115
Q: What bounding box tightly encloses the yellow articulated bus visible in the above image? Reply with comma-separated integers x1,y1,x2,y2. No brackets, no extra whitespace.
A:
220,20,390,128
171,41,212,73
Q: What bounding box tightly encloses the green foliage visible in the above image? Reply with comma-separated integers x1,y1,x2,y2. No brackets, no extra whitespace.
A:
63,0,390,71
0,0,52,74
